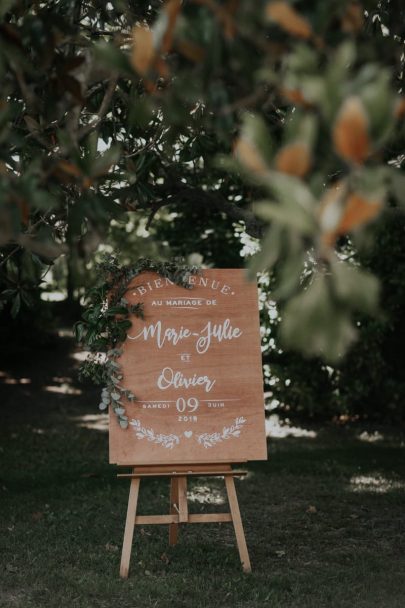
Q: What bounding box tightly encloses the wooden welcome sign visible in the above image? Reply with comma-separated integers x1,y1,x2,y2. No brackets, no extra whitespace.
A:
112,268,267,578
110,268,266,464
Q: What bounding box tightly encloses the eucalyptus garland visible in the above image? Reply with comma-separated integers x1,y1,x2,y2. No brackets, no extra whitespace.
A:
75,255,199,428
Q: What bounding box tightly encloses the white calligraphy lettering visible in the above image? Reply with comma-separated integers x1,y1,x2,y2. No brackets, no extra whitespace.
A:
157,367,216,393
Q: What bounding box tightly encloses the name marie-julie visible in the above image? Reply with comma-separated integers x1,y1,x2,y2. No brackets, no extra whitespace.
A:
128,318,242,354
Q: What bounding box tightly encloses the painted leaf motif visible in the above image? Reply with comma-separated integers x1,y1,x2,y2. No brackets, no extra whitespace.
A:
333,96,370,164
265,2,313,39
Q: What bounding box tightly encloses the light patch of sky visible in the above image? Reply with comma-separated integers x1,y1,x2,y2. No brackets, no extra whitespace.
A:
97,137,111,152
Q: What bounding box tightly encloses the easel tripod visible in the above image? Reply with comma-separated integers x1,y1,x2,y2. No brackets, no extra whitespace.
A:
118,463,251,578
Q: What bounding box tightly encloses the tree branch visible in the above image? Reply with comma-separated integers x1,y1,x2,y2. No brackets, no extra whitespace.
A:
77,77,118,140
147,182,263,239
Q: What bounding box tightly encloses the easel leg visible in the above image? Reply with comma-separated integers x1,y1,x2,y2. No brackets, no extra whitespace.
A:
120,476,140,579
169,476,179,546
225,476,252,573
177,476,188,523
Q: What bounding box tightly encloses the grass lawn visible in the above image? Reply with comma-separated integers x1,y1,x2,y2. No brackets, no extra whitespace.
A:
1,332,405,608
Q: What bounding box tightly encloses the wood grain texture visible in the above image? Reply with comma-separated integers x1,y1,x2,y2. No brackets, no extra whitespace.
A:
119,474,140,579
109,269,267,465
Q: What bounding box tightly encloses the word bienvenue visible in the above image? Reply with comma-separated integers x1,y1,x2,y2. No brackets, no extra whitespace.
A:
128,319,242,354
132,276,235,297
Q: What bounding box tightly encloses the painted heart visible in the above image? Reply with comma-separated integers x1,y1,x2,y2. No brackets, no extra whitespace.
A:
184,431,193,438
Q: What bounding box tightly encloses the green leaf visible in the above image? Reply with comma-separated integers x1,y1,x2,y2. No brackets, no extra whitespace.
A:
254,199,317,235
75,322,87,343
331,260,380,314
280,273,356,362
247,228,280,278
10,293,21,318
239,113,274,164
91,145,121,177
390,170,405,207
93,43,133,76
264,171,317,212
0,0,16,18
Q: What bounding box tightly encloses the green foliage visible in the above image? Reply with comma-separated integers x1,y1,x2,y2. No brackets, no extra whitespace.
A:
76,255,199,427
263,210,405,423
0,1,404,388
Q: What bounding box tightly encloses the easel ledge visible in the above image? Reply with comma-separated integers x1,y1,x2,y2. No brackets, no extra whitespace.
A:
118,463,251,578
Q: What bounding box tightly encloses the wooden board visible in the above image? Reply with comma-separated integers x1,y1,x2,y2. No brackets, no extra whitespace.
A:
109,269,267,465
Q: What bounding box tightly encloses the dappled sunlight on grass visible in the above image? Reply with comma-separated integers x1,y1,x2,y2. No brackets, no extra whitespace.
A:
1,376,31,385
71,413,109,431
357,430,384,443
44,384,82,395
70,349,90,362
349,473,405,494
0,370,32,385
187,484,226,505
265,414,317,439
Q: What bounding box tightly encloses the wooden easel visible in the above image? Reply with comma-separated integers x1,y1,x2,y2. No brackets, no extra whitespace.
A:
118,463,251,578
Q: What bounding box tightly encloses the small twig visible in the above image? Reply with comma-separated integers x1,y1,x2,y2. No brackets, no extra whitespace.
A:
0,245,21,268
77,77,118,140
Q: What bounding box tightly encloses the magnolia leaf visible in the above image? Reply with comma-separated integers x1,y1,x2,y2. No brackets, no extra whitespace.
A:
233,113,273,178
338,192,383,234
17,235,67,261
131,26,155,75
10,293,21,318
161,0,182,53
320,187,383,247
0,0,15,18
271,253,305,300
341,2,364,33
333,96,370,164
248,225,282,278
265,170,317,212
331,260,380,314
91,145,121,178
254,199,316,235
56,160,82,178
234,139,269,177
280,274,356,361
265,2,313,39
275,142,312,178
391,170,405,206
23,115,41,133
357,71,394,146
318,180,347,238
